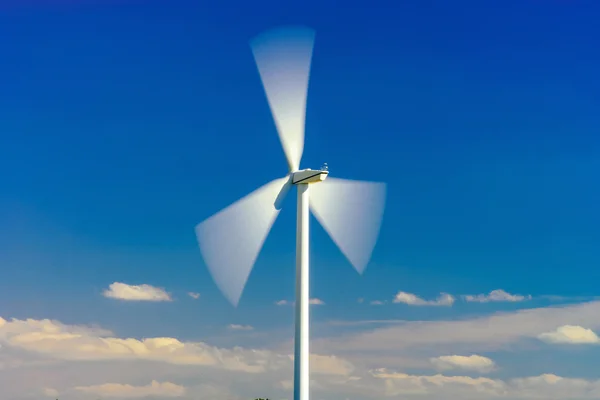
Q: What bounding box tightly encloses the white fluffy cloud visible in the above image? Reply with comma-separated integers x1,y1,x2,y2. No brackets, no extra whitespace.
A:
393,291,455,306
430,354,495,373
464,289,531,303
379,289,531,307
188,292,200,300
538,325,600,344
75,380,185,398
103,282,172,302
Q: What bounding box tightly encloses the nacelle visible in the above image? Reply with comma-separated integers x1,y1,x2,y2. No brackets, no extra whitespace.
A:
291,169,329,185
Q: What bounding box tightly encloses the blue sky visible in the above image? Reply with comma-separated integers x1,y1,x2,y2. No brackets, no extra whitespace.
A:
1,1,600,399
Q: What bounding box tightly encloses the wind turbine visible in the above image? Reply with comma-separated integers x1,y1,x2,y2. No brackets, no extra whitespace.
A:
195,26,386,400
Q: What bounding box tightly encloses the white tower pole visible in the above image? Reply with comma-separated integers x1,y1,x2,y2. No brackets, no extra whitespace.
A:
294,183,310,400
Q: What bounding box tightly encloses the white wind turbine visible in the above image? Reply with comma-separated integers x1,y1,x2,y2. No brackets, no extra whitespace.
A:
195,26,386,400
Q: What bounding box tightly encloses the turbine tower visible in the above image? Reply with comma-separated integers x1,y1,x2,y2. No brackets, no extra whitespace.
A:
195,26,386,400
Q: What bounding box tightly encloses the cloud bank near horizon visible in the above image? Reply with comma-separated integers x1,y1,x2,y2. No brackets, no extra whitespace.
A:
1,299,599,399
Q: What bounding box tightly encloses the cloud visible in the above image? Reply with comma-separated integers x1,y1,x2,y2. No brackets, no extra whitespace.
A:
0,316,281,373
275,300,289,306
308,354,355,376
43,388,59,397
228,324,254,331
371,368,505,397
103,282,172,302
357,298,365,303
75,380,185,398
188,292,200,300
464,289,531,303
310,298,325,305
538,325,600,344
6,309,600,399
0,315,354,384
370,300,386,305
393,292,455,306
430,355,495,373
507,373,600,400
368,369,600,399
313,300,600,356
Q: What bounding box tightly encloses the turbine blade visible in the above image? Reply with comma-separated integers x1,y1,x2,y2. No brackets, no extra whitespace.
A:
195,177,291,306
250,26,315,172
309,178,386,274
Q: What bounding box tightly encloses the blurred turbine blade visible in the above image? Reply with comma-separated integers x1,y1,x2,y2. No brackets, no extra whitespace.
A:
250,26,315,172
195,177,291,306
309,178,386,274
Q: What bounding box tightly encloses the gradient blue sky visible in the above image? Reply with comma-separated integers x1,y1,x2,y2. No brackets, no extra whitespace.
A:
1,1,600,399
